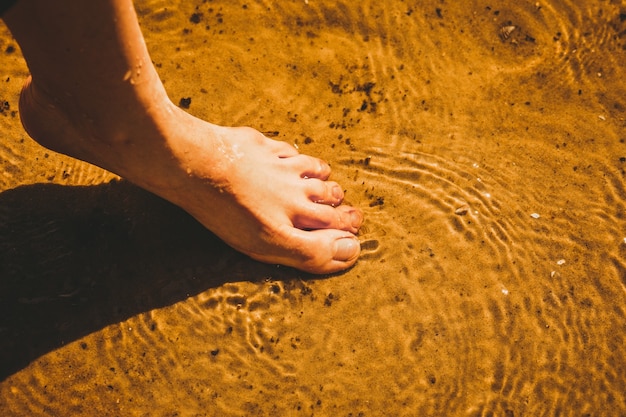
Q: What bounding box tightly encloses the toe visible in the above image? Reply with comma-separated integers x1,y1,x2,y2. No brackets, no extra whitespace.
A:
335,205,364,231
291,202,363,233
273,139,300,158
277,228,362,274
305,180,344,206
284,154,331,180
332,235,361,263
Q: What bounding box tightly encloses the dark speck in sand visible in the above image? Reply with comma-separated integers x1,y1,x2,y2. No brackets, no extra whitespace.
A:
369,196,385,207
270,284,281,294
324,293,334,307
179,97,192,109
189,13,203,24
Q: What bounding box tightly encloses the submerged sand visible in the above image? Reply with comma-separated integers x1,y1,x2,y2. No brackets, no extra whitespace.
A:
1,0,625,415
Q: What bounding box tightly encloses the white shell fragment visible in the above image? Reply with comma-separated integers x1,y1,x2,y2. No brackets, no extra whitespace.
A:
499,25,517,41
530,213,540,219
556,259,566,266
455,204,470,216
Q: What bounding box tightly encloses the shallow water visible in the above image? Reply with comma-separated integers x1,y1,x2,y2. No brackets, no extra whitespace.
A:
1,0,625,415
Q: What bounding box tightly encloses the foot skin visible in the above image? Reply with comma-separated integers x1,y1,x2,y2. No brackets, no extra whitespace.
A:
18,77,364,274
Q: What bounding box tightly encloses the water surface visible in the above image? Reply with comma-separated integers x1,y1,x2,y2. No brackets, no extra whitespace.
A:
1,0,625,415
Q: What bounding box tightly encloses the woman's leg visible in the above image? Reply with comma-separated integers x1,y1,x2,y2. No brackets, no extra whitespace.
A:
2,0,363,273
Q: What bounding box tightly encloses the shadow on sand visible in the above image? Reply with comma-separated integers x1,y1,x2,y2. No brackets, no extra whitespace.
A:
0,180,303,380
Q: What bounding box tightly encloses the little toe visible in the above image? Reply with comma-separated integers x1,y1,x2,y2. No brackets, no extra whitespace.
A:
284,154,331,180
273,139,300,158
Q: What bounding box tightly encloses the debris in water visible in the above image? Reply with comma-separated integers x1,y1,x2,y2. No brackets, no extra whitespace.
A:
499,25,517,41
455,204,470,216
530,213,540,219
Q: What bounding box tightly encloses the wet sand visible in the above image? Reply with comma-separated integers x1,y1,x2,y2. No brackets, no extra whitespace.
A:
1,0,625,415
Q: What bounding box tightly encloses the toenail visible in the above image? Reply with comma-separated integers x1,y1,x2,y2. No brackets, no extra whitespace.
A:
332,185,344,200
350,209,364,227
334,237,360,261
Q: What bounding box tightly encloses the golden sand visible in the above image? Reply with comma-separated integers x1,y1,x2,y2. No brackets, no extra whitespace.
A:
1,1,625,415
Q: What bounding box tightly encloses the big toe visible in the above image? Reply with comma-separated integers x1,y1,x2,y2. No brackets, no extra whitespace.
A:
281,229,361,274
332,236,361,263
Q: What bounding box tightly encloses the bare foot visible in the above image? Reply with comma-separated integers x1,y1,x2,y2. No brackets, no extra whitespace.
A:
18,77,363,274
4,0,362,273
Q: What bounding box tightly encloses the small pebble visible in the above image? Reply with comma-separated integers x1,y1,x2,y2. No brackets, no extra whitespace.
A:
556,259,566,265
530,213,540,219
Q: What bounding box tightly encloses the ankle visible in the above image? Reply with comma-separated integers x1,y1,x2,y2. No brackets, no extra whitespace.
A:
18,74,178,178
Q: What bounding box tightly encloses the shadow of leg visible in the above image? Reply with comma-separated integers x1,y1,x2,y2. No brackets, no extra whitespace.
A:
0,180,300,380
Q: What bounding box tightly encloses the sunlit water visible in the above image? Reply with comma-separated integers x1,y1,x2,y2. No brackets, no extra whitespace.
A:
1,0,625,415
